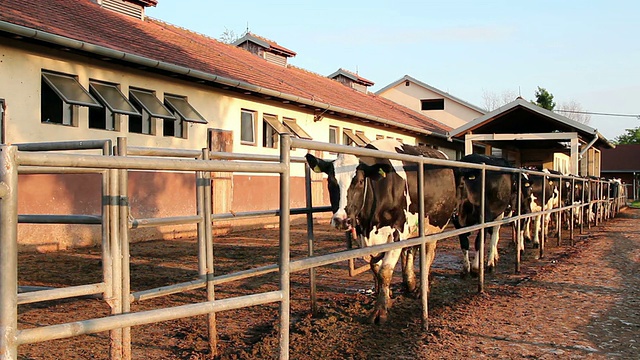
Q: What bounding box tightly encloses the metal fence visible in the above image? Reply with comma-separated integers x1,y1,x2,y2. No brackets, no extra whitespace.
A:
0,135,626,359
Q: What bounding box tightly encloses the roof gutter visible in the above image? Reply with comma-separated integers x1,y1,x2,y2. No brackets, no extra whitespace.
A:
0,20,446,139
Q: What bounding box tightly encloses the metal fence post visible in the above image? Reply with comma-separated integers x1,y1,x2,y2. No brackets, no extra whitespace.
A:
202,148,217,357
418,156,428,329
116,138,132,360
279,134,291,360
478,165,485,293
304,164,317,316
0,145,18,360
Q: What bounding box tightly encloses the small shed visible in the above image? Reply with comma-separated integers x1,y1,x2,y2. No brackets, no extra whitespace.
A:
449,98,615,176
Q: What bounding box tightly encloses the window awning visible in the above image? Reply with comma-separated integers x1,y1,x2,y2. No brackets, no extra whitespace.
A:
343,129,366,146
355,131,371,144
42,73,101,108
129,89,175,120
90,83,140,116
283,118,312,139
164,95,207,124
264,114,290,134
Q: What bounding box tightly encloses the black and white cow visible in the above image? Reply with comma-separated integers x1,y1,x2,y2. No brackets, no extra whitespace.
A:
451,154,521,275
521,170,558,249
306,139,457,324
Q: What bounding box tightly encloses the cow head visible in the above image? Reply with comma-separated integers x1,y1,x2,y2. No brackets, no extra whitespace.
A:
305,152,359,230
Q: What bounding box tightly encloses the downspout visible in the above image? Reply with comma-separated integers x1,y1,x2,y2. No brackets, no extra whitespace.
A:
579,134,599,158
0,20,447,140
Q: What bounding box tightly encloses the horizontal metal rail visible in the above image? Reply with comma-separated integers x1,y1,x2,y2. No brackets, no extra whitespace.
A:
15,140,112,152
211,206,332,220
18,283,106,305
18,214,101,225
17,291,283,345
16,152,286,173
130,215,202,229
17,167,107,174
208,152,307,164
126,146,203,158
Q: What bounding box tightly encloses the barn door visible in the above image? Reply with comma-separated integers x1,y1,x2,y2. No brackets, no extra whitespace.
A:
208,128,233,218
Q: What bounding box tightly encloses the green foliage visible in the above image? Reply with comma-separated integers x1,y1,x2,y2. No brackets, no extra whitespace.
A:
614,126,640,144
531,86,556,110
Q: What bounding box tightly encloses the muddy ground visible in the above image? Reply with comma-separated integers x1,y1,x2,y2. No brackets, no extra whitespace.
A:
17,209,640,359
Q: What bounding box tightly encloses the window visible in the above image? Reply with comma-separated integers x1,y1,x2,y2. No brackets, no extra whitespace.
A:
376,134,384,140
163,108,185,138
283,118,312,139
163,95,207,139
343,129,366,146
241,109,256,144
41,72,101,126
128,89,175,135
355,131,371,144
421,98,445,111
89,82,140,131
329,126,339,144
164,95,207,124
396,138,403,143
263,114,289,148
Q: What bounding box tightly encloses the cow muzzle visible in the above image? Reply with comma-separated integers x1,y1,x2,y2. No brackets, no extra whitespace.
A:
331,212,349,230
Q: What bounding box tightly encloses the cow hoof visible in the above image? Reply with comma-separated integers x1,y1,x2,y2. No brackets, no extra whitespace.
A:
459,271,470,279
486,264,496,273
368,309,389,325
519,249,525,257
532,243,540,249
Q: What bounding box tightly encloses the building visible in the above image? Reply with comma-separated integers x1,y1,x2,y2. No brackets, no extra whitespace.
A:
1,0,454,248
376,75,486,129
449,98,615,176
602,144,640,199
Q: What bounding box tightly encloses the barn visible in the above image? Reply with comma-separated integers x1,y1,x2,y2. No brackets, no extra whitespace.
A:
0,0,460,248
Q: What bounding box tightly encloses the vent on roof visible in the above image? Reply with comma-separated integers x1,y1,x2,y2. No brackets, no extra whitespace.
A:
233,32,296,67
328,69,374,94
98,0,157,20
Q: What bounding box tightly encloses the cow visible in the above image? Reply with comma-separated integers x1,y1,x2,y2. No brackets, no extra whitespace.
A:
522,169,558,249
306,139,457,324
451,154,521,275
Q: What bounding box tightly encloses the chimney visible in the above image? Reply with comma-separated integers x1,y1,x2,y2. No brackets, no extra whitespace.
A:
233,32,296,67
328,69,374,94
97,0,158,20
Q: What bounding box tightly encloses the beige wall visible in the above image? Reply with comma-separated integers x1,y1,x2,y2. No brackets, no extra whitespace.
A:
377,82,483,129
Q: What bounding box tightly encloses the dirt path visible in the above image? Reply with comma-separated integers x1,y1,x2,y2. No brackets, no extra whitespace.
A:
17,209,640,359
422,209,640,359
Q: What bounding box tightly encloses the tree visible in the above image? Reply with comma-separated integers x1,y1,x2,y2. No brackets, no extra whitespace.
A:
219,27,240,44
531,86,556,110
555,100,591,125
481,88,518,112
613,126,640,144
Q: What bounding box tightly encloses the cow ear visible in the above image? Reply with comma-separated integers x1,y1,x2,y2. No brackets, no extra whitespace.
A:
305,153,333,174
358,163,393,180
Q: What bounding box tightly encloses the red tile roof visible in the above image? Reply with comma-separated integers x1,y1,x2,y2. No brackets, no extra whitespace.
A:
0,0,450,135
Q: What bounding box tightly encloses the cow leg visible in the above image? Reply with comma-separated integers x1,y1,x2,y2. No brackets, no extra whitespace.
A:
486,214,504,271
401,246,418,294
532,214,541,248
524,217,532,243
458,232,472,276
369,248,402,325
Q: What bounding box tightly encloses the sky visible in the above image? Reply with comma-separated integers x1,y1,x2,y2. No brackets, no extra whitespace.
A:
146,0,640,141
